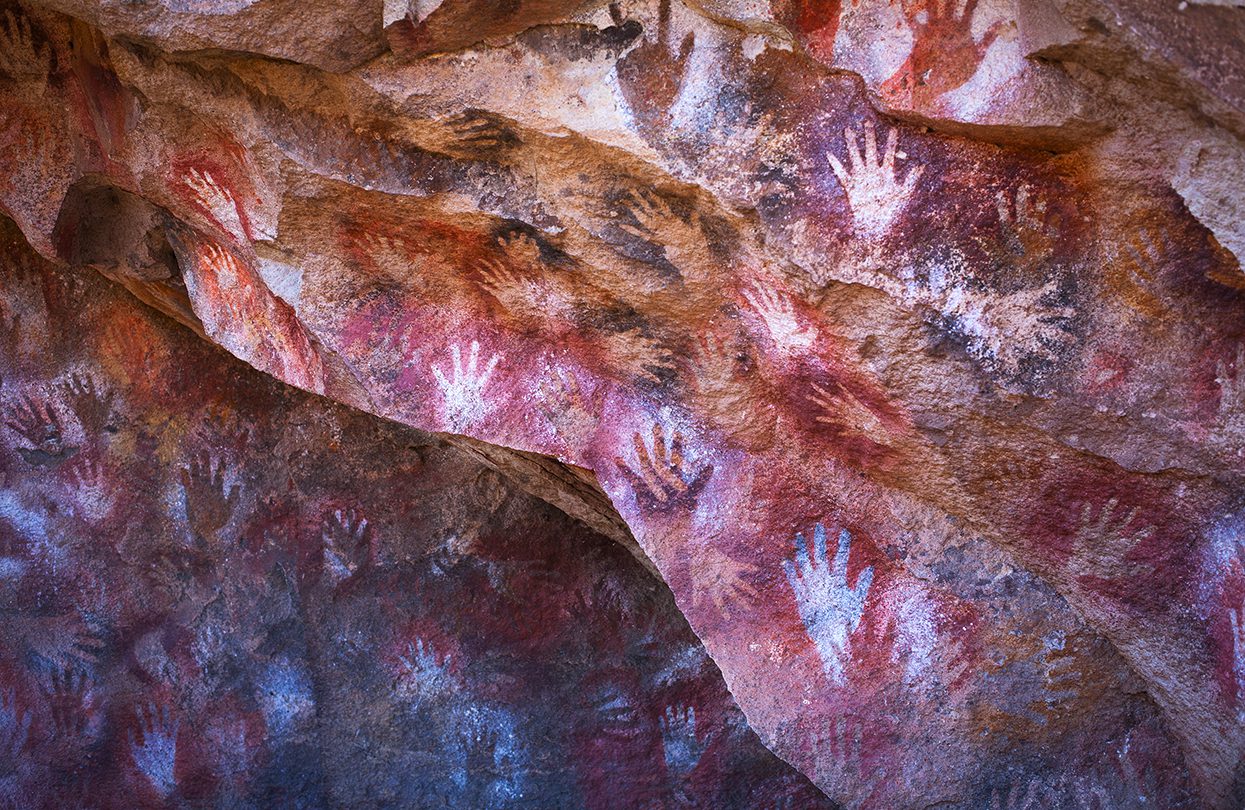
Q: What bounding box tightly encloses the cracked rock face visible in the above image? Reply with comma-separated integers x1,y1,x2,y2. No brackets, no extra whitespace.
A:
0,0,1243,807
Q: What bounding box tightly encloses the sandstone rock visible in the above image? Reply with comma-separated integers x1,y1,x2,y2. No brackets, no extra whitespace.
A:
1,0,1244,806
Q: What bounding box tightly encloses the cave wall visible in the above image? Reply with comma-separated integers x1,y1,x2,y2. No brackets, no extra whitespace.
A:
1,0,1244,807
0,220,825,808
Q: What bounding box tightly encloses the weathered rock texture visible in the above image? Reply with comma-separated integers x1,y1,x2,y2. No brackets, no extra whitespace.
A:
0,224,827,807
0,0,1243,807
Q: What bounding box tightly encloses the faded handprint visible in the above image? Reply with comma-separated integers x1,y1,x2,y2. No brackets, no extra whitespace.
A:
321,507,370,583
476,257,534,312
538,367,601,451
6,248,41,285
65,454,115,523
690,332,775,451
881,0,1003,107
742,283,816,354
359,231,414,278
183,168,247,242
431,340,501,431
0,10,51,95
807,380,896,446
1229,598,1245,712
195,403,251,453
461,711,526,804
104,318,159,383
43,667,90,740
1213,343,1245,451
129,702,179,798
989,780,1053,810
995,184,1060,268
888,595,972,693
0,306,20,358
1079,737,1160,808
463,725,512,805
205,714,255,785
6,394,72,465
691,332,746,396
615,0,695,125
22,611,107,670
1068,498,1155,584
820,717,882,809
495,229,542,268
59,373,116,436
614,423,713,513
447,109,520,158
783,524,874,684
191,622,229,677
149,547,216,608
826,121,924,240
0,689,31,765
199,243,252,323
934,633,974,693
660,705,707,781
397,638,455,705
930,276,1075,384
1037,633,1083,711
616,189,713,283
589,683,642,740
181,453,240,543
597,326,676,386
375,321,422,372
1106,225,1168,319
888,588,936,685
476,258,571,322
0,109,57,206
693,545,760,620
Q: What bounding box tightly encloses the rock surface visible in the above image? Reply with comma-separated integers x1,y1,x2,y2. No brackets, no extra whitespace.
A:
0,222,828,808
0,0,1244,807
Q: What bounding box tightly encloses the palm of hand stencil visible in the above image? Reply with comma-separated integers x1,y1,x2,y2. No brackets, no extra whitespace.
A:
783,524,873,684
181,453,240,543
742,283,816,354
820,717,883,809
1067,498,1154,587
826,121,924,241
880,0,1003,107
397,638,455,706
615,423,712,514
993,184,1060,270
184,169,247,242
0,11,51,94
660,704,707,782
321,507,370,583
616,189,714,283
1103,224,1174,321
129,703,179,798
431,340,501,431
615,0,695,126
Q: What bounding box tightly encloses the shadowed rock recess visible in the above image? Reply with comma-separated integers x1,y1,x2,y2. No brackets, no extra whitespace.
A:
0,0,1243,807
